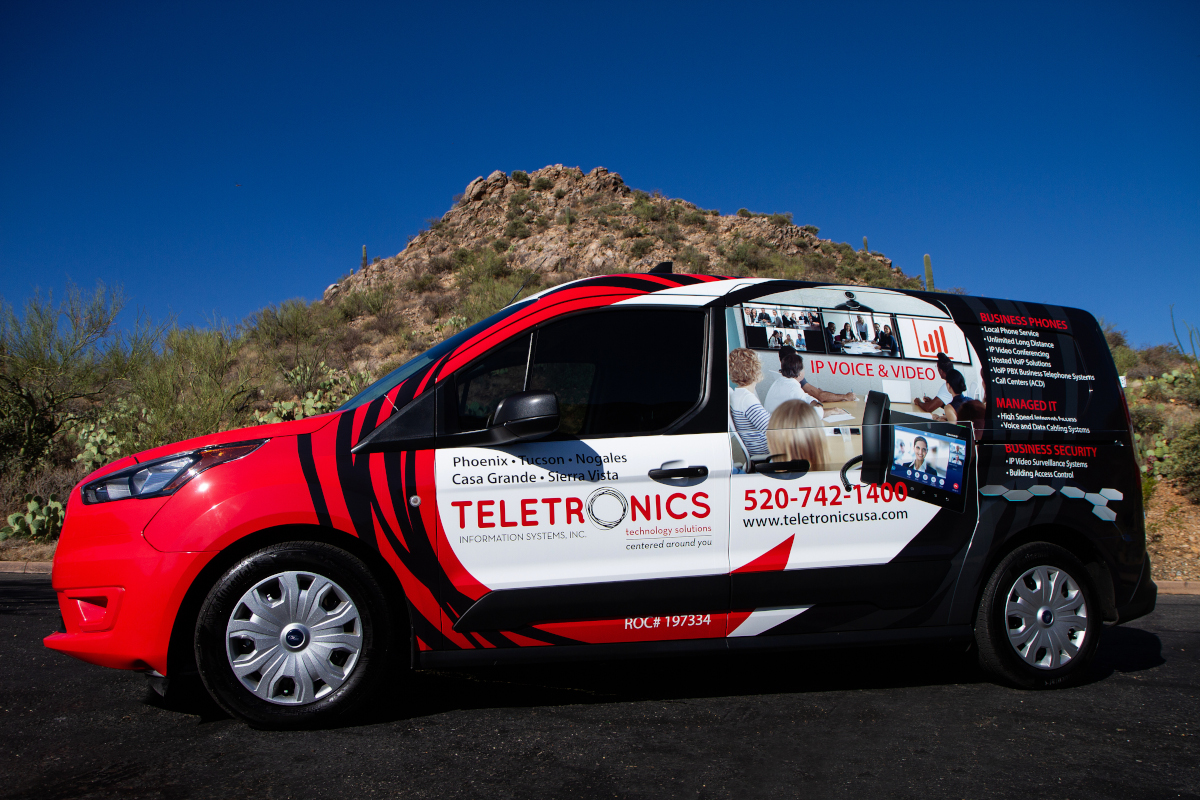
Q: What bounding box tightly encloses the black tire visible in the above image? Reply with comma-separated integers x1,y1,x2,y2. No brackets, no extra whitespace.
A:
975,542,1100,689
194,541,396,728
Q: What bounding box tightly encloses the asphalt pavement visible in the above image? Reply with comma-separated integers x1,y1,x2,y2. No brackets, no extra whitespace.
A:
1,573,1197,799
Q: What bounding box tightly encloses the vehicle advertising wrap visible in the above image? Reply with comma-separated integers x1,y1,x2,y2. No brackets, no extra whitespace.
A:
435,434,730,591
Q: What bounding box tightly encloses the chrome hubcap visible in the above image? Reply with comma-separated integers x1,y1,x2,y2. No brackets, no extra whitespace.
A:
225,571,363,705
1005,565,1088,670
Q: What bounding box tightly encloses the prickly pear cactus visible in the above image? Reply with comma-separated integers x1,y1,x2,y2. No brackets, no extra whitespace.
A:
1,494,66,541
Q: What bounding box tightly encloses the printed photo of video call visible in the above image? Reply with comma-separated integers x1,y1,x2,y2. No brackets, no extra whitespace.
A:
741,303,903,358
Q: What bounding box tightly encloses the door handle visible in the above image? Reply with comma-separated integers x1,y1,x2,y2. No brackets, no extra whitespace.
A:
648,466,708,480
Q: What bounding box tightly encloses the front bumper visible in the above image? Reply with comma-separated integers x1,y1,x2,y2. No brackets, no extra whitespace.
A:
44,525,215,674
1116,554,1157,625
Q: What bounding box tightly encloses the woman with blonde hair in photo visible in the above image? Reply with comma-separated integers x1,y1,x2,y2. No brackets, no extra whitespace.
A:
766,400,828,470
729,348,770,456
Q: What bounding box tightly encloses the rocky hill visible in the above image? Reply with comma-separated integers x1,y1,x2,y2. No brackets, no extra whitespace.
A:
325,164,920,306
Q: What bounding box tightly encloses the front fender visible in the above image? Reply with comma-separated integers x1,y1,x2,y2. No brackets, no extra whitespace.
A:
143,435,361,553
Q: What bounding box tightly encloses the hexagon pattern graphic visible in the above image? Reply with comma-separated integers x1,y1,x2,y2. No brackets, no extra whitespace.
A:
980,483,1124,526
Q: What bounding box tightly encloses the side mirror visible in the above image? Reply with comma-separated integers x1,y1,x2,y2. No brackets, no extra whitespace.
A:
490,390,559,442
350,387,559,454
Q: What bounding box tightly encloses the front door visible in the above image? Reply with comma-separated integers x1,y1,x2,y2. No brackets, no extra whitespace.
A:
434,307,732,646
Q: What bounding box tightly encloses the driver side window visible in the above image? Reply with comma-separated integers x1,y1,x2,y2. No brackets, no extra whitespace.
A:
450,334,531,432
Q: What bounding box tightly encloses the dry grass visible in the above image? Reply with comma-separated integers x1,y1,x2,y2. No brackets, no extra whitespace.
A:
0,538,56,562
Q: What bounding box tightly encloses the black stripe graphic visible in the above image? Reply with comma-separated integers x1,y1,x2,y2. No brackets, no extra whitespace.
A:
296,433,332,528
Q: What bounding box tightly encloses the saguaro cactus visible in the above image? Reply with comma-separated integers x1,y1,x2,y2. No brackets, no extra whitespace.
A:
361,245,368,272
924,254,935,291
863,236,869,252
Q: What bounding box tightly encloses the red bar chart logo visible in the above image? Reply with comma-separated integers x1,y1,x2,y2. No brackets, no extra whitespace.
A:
912,319,949,357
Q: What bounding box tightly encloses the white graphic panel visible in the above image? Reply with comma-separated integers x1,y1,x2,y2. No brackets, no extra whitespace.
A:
436,433,730,590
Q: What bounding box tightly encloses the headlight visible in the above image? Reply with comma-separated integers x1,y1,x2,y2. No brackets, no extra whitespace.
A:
81,440,266,505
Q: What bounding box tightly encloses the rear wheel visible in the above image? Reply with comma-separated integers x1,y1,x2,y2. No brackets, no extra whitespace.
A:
975,542,1100,689
195,541,395,728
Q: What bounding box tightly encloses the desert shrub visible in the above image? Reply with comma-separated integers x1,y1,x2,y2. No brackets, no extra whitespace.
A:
365,309,407,337
403,273,440,294
736,208,753,218
508,189,532,213
1141,472,1158,506
1143,380,1167,403
532,176,554,191
251,298,333,346
554,188,567,199
557,208,578,226
800,225,820,235
505,219,532,240
254,368,371,425
1130,404,1165,435
492,238,511,252
336,286,393,320
0,283,156,470
659,223,682,246
726,240,771,272
421,293,457,321
511,170,530,187
630,239,655,258
681,210,710,227
131,324,258,449
1168,421,1200,503
1111,345,1139,375
332,326,368,363
457,271,540,327
535,215,551,230
631,193,664,222
676,245,710,273
587,203,624,218
600,235,616,247
768,212,794,226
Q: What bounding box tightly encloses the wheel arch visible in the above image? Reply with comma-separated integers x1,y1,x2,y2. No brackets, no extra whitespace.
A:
974,523,1118,623
165,524,412,679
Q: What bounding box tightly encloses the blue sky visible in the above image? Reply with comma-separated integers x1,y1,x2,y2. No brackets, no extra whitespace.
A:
2,2,1197,347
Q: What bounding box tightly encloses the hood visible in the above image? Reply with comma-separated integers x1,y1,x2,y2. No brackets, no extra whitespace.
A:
80,413,339,483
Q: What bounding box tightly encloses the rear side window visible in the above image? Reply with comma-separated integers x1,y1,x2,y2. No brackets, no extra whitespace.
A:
529,309,707,437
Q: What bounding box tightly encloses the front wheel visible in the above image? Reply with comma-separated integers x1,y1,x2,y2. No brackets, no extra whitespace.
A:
194,541,395,728
975,542,1100,689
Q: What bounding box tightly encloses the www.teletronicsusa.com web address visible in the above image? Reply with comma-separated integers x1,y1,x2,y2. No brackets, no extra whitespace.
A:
743,509,908,527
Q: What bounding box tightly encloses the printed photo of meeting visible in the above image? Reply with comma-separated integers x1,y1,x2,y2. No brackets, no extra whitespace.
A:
727,289,990,476
741,304,823,351
820,310,901,358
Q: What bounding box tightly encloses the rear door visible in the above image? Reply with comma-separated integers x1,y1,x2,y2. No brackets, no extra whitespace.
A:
435,307,732,644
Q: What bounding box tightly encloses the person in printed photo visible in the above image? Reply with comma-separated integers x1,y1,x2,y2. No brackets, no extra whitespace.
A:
902,436,941,477
766,400,828,470
878,324,898,356
729,348,770,457
768,329,784,348
856,315,870,341
766,347,855,412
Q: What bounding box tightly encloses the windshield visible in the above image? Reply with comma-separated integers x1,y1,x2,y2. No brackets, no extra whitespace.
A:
337,300,535,413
